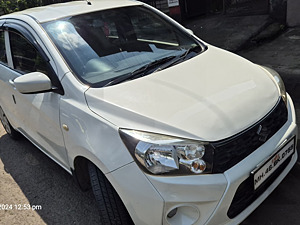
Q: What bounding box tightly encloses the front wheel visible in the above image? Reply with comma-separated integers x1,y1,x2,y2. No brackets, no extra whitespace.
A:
88,162,134,225
0,106,20,139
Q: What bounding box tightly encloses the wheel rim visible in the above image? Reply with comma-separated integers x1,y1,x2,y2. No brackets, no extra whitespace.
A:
0,108,11,135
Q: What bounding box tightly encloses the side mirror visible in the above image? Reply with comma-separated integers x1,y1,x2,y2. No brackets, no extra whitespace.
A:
13,72,52,94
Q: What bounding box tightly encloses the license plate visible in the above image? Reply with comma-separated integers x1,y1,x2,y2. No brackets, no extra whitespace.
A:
252,137,295,190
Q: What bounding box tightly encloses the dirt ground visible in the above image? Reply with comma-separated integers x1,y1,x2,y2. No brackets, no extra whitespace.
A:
0,126,102,225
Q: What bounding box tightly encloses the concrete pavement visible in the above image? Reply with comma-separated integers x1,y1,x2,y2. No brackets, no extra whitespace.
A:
0,131,102,225
183,14,273,52
183,13,299,79
239,27,300,82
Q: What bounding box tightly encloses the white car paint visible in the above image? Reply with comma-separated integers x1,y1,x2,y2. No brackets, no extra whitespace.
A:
11,0,142,23
86,46,279,141
0,1,297,225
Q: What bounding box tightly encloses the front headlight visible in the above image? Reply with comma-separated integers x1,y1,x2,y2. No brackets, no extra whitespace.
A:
260,66,287,103
119,129,213,175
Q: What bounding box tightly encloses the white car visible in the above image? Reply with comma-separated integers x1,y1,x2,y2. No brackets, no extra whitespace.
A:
0,1,297,224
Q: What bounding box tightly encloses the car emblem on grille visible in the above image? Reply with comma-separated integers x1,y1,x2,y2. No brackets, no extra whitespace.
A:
256,125,269,142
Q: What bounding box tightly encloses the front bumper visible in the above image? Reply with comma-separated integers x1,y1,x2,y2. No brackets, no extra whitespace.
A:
108,94,297,225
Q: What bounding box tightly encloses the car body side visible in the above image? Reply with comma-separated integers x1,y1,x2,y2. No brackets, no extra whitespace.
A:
0,12,163,224
0,2,298,225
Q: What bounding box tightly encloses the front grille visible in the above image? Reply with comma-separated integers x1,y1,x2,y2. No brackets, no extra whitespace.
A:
227,155,292,218
212,98,288,173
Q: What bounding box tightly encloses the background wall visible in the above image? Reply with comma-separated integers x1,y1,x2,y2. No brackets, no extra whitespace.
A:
287,0,300,27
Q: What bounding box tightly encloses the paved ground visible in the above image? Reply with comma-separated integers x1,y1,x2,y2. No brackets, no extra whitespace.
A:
0,128,102,224
183,14,272,52
1,12,300,225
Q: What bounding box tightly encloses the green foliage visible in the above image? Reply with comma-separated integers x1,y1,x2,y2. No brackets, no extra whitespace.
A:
0,0,41,14
0,0,71,15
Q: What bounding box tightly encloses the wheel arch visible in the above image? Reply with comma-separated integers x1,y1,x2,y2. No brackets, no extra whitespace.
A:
71,154,112,192
72,156,91,191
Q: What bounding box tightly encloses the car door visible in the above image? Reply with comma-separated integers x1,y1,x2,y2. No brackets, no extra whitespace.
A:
0,21,69,170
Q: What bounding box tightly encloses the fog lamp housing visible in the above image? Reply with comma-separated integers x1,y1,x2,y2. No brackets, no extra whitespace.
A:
166,205,200,225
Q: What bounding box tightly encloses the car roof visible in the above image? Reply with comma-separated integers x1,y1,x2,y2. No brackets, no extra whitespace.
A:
2,0,142,23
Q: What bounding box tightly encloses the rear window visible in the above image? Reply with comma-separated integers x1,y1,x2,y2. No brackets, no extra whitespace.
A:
0,31,7,65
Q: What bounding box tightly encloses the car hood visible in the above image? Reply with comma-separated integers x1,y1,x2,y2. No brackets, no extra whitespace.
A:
85,46,279,141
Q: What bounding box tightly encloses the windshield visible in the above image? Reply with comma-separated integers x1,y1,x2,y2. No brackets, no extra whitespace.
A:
42,5,204,87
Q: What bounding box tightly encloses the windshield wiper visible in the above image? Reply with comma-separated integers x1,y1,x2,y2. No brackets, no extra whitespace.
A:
181,45,202,59
103,55,176,87
153,45,203,73
103,46,204,87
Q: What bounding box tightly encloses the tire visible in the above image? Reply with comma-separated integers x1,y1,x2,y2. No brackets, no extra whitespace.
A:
88,162,134,225
0,106,21,140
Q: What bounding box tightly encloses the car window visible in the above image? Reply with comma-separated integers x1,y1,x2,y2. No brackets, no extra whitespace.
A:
0,31,8,65
9,31,48,74
43,6,202,87
131,9,177,44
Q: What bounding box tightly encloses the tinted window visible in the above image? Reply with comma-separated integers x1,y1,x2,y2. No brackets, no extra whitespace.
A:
0,31,7,65
9,31,47,74
43,6,203,86
131,9,177,44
